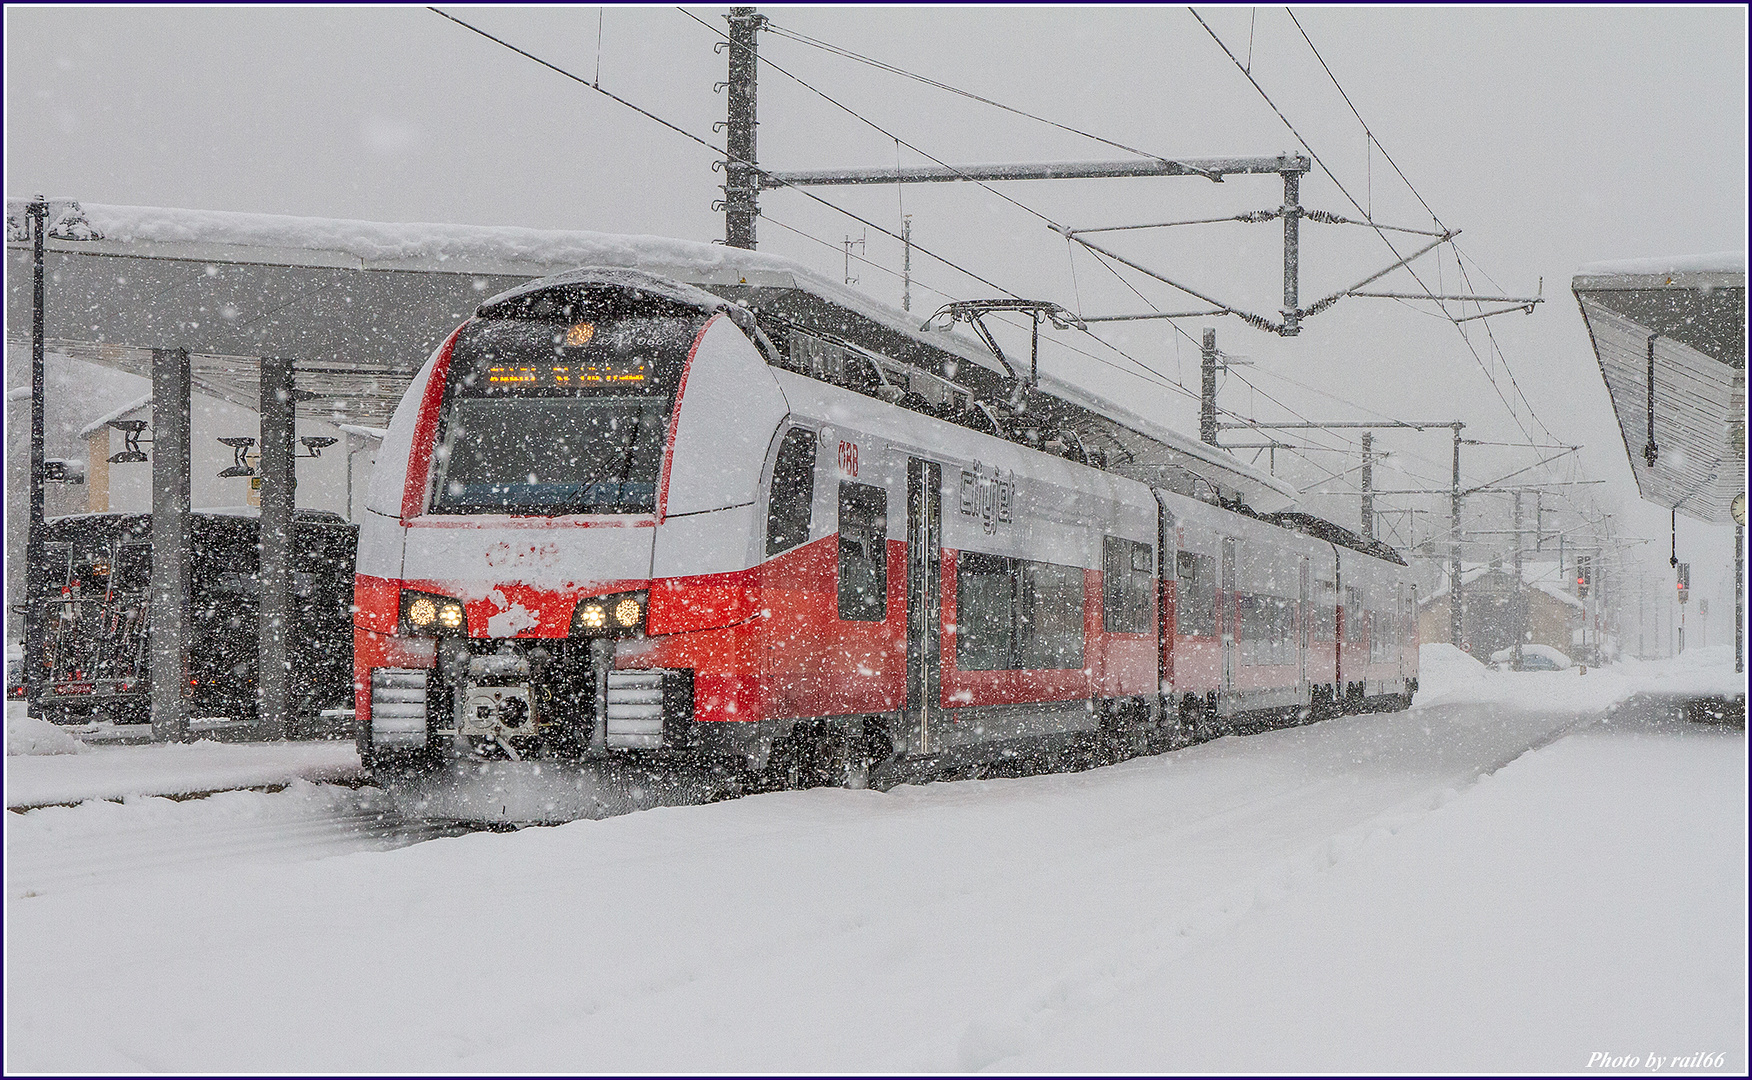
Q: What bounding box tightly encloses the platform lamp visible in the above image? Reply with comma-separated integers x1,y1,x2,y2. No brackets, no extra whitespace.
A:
108,419,150,463
218,437,257,478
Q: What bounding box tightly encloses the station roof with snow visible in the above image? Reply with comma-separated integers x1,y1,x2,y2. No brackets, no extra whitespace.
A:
1571,252,1746,525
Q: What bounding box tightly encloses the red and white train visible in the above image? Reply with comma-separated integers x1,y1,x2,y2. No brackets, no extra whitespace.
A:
354,261,1417,787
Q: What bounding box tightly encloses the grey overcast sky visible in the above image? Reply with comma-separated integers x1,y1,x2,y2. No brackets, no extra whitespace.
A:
6,5,1748,614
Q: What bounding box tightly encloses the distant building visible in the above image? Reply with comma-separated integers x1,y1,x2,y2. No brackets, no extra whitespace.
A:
1418,562,1585,660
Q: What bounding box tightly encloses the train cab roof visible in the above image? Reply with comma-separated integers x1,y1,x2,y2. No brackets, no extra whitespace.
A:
481,258,1300,516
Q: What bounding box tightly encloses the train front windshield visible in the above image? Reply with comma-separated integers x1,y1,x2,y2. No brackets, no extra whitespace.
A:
430,303,707,515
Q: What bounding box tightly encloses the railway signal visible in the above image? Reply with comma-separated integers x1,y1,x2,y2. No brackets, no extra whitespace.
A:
1677,562,1689,605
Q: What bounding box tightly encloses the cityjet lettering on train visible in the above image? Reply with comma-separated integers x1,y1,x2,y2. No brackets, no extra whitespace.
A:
959,464,1015,534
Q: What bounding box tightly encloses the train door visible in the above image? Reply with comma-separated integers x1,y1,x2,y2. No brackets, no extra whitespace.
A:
906,458,943,753
1396,582,1408,683
1220,536,1237,707
1298,555,1311,706
760,425,820,720
1154,494,1175,701
109,542,153,687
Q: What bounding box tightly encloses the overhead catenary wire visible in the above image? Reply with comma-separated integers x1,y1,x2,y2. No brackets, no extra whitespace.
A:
1191,7,1554,451
1067,240,1419,488
788,149,1485,497
1280,7,1560,447
686,13,1242,423
759,18,1192,170
770,15,1472,334
439,5,1211,407
1228,361,1480,485
769,213,1210,410
428,6,1021,300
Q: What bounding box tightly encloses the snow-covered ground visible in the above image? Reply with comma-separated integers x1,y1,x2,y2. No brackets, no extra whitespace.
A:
4,648,1744,1072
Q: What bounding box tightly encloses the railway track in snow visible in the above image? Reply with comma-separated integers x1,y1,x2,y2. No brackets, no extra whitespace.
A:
6,698,1601,906
4,790,476,899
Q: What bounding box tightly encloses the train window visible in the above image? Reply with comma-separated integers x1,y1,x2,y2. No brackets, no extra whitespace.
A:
955,552,1015,671
765,428,817,555
1018,561,1085,669
1273,597,1295,664
954,553,1086,670
42,543,73,590
1175,551,1216,637
1371,607,1398,663
430,311,704,515
1239,595,1265,664
113,545,151,592
1343,588,1365,644
837,482,888,621
1102,536,1153,634
1313,580,1338,641
1238,594,1292,665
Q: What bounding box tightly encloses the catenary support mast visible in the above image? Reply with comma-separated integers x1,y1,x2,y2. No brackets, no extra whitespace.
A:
1451,424,1464,648
1200,328,1218,446
723,7,765,249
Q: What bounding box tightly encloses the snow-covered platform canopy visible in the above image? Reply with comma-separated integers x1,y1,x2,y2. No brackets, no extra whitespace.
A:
4,200,730,425
1571,252,1745,524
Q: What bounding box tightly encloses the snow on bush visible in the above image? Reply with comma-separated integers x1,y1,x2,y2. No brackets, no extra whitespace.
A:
7,713,89,756
1416,642,1488,700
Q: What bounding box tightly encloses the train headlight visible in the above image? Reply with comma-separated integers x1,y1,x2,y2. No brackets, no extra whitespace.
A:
572,591,646,638
407,597,438,628
401,590,467,637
